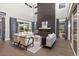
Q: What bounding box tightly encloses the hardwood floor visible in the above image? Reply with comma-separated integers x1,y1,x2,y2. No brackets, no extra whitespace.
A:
0,38,74,56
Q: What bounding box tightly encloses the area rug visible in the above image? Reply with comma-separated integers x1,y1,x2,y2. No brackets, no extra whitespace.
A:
27,42,41,53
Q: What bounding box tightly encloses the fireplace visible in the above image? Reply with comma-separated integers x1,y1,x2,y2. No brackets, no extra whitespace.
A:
38,27,51,37
37,3,55,37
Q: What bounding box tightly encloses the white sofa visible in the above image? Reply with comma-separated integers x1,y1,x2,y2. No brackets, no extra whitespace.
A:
46,33,56,47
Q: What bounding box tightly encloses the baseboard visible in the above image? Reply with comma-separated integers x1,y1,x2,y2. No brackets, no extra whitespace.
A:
5,37,10,40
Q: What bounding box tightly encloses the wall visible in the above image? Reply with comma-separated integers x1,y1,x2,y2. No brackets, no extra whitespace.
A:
56,3,70,19
0,3,34,20
0,3,35,40
37,3,55,33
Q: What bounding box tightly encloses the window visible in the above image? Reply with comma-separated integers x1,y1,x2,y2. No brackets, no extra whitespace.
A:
59,3,65,9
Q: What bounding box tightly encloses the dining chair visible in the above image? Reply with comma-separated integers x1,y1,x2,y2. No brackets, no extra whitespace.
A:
19,36,34,50
11,35,20,46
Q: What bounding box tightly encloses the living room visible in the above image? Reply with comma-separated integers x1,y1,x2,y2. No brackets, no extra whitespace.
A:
0,3,77,56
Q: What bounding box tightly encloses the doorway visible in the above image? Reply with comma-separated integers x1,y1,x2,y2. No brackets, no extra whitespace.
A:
0,17,2,40
59,19,66,39
0,11,6,41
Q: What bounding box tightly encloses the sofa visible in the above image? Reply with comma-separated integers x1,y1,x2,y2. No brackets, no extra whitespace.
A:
46,33,56,47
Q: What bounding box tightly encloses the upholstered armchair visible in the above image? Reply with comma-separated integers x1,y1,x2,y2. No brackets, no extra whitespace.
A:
11,34,20,46
19,36,34,50
34,35,42,46
46,33,56,47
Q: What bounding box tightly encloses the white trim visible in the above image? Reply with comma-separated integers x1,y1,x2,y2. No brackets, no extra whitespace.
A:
67,3,73,18
77,4,79,56
55,4,57,39
70,42,76,56
71,14,73,45
68,20,70,40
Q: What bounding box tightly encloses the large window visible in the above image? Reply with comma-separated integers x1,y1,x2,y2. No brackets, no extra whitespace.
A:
73,7,77,54
59,3,65,9
18,22,29,32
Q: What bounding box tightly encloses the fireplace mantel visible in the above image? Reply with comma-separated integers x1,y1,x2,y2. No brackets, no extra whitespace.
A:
38,27,51,37
39,27,51,30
